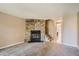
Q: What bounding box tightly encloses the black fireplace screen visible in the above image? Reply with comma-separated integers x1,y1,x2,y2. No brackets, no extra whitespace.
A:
30,30,41,42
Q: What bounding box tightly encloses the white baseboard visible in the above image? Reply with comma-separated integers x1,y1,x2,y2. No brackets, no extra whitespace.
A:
0,41,24,49
63,43,78,48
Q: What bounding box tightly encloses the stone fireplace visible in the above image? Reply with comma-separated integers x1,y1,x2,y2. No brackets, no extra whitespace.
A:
29,30,41,42
25,19,45,42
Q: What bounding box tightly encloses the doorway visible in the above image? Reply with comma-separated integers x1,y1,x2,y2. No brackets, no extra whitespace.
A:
56,20,62,44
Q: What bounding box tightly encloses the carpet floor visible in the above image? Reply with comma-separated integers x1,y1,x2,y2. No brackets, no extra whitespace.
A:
0,42,79,56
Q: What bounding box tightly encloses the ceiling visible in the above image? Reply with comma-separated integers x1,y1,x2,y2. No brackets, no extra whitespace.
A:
0,3,79,19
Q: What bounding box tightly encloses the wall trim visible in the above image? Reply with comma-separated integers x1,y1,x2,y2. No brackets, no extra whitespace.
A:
62,43,78,48
0,41,24,49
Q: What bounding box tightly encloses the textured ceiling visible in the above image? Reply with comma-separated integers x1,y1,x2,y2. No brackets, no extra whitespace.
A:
0,3,79,19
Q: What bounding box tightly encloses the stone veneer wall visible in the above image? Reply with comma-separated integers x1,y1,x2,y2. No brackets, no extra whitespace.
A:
25,19,45,42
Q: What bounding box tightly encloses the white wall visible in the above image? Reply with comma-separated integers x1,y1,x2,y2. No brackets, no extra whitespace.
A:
62,12,78,47
47,20,54,38
77,12,79,48
0,12,25,49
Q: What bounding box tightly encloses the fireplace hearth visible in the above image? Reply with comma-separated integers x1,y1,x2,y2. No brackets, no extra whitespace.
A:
29,30,42,42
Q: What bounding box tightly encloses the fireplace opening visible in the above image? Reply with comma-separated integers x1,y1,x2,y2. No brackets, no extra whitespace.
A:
29,30,42,42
